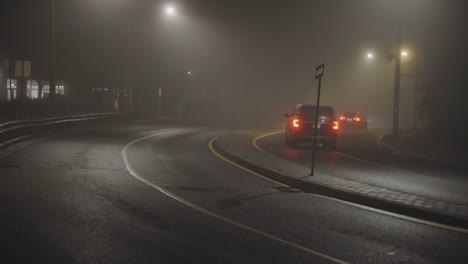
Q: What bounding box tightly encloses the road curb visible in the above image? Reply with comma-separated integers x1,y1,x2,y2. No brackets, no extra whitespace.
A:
212,138,468,229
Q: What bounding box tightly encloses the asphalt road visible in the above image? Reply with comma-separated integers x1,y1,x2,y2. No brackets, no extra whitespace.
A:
257,129,468,205
1,122,468,263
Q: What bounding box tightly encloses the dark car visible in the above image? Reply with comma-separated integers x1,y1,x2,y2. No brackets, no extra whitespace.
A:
284,104,339,150
338,112,368,130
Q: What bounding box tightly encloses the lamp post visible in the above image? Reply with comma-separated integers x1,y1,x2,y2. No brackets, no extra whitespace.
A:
392,51,402,138
391,50,414,137
49,0,56,112
366,47,414,137
400,54,421,131
186,70,193,113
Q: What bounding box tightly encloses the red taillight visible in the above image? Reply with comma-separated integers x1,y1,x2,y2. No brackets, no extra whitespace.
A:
293,118,300,128
333,121,339,130
339,116,346,121
353,117,361,122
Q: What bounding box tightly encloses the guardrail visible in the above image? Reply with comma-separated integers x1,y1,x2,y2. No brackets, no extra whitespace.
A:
0,113,118,148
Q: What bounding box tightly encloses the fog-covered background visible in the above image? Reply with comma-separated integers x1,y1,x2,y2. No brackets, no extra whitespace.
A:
1,0,467,130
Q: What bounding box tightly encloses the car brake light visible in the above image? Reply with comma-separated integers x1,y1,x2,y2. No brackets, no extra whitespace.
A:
333,121,339,130
293,119,300,128
353,117,361,122
339,116,346,121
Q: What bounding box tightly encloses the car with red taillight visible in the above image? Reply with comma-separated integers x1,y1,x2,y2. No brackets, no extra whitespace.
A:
338,112,368,130
284,104,338,150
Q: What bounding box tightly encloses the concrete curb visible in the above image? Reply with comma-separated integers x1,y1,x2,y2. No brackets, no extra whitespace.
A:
212,138,468,229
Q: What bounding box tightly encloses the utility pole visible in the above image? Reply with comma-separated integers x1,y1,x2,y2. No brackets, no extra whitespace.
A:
392,26,401,138
413,69,419,130
49,0,56,112
125,3,140,114
413,56,424,131
415,69,424,130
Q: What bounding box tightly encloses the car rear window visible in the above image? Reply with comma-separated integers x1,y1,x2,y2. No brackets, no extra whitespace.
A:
344,112,358,117
298,106,334,118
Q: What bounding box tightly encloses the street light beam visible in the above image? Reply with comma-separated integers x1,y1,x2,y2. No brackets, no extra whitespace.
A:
165,5,176,16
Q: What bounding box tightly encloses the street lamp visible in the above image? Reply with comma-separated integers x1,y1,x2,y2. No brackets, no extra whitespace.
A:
49,0,56,111
165,5,176,16
363,47,414,137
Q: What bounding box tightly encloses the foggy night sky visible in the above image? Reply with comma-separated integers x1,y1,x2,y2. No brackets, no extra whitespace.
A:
1,0,467,127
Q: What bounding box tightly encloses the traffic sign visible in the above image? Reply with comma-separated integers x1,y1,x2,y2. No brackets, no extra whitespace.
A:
315,63,325,80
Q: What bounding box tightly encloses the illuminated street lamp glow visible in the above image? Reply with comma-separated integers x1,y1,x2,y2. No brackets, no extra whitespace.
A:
366,52,374,59
187,71,191,75
401,51,409,57
165,5,176,16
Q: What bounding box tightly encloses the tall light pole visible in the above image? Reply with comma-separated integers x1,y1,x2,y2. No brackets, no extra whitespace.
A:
186,70,192,113
162,5,201,114
366,49,414,135
49,0,56,111
126,15,132,113
391,26,403,138
392,51,401,138
400,53,420,130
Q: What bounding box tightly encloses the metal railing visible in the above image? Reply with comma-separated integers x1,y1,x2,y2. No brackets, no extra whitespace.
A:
0,113,117,147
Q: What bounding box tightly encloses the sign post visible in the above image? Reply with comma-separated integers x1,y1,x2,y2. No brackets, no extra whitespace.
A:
311,63,325,176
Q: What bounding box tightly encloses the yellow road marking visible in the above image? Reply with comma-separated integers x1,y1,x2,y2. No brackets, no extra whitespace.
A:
208,137,289,188
251,130,284,152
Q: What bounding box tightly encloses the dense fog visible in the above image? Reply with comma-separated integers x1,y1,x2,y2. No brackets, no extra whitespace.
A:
1,0,467,130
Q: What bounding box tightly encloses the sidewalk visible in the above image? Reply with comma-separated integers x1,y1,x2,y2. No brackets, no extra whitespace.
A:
378,132,468,166
213,131,468,228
